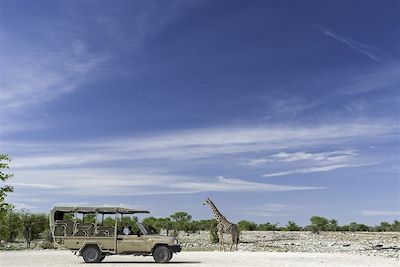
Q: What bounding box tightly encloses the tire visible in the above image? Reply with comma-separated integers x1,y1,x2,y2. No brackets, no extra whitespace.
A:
99,255,106,262
82,246,102,263
153,246,172,263
167,252,173,261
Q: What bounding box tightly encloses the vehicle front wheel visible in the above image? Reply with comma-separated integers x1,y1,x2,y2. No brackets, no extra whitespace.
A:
82,246,102,263
167,252,173,261
153,246,172,263
99,255,106,262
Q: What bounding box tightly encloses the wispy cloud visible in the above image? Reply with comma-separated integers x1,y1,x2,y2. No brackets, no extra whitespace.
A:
0,36,106,114
243,150,357,166
0,2,187,134
13,202,37,210
2,120,394,201
316,25,382,62
9,171,321,197
238,203,306,218
262,163,366,177
5,121,396,169
10,182,59,189
172,176,322,193
361,210,400,216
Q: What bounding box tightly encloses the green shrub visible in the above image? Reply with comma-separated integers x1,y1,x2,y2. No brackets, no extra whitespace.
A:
209,219,219,243
286,221,302,231
257,223,278,231
237,220,257,231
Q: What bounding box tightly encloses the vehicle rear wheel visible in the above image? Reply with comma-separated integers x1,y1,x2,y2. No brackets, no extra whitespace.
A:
82,246,102,263
153,246,172,263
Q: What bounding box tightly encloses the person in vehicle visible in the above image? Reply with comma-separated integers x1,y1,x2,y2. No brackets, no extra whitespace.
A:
123,224,132,235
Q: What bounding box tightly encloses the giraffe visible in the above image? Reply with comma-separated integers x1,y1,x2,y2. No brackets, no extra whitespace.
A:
203,197,239,251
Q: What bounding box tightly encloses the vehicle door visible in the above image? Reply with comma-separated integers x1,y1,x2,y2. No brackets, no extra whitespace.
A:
118,234,147,253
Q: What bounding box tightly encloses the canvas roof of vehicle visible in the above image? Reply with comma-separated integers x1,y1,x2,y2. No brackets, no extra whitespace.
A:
51,206,150,214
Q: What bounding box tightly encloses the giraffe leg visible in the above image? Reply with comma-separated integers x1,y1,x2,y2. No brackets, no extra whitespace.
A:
231,226,239,251
218,230,224,251
236,234,239,251
235,231,239,251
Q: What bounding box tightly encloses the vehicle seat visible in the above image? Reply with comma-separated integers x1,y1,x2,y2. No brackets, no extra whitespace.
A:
74,223,94,236
96,226,114,237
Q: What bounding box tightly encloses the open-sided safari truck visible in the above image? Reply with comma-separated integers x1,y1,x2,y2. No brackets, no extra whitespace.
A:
50,206,181,263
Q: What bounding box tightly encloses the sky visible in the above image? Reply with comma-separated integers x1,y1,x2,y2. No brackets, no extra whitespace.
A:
0,0,399,226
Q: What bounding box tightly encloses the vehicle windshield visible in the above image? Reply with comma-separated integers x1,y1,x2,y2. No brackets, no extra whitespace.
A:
136,222,157,235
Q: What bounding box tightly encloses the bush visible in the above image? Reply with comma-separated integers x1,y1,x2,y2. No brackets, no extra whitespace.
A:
209,219,219,244
237,220,257,231
20,211,49,248
0,209,22,242
257,223,278,231
285,221,302,231
40,229,53,242
309,216,329,233
39,240,55,249
170,211,192,233
349,222,371,232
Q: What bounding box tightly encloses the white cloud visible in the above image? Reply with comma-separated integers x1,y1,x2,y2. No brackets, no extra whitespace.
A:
9,170,322,196
361,210,400,216
172,176,322,193
243,150,357,166
10,182,59,189
2,121,396,200
13,202,37,210
0,36,106,114
6,121,396,169
240,203,305,217
262,163,366,177
0,2,188,133
316,25,382,62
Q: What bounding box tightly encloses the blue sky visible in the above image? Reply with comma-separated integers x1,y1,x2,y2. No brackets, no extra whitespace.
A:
0,0,399,226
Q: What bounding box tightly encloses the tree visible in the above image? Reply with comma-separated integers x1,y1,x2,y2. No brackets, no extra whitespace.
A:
102,217,116,227
349,222,370,232
0,208,22,242
157,217,173,236
391,220,400,231
143,217,160,233
0,155,14,219
375,221,392,232
20,211,48,248
257,222,279,231
83,213,96,224
196,219,215,230
170,211,192,233
286,221,302,231
237,220,257,231
327,219,338,231
309,216,329,233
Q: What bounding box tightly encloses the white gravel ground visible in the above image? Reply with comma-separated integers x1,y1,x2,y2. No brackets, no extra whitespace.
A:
0,250,398,267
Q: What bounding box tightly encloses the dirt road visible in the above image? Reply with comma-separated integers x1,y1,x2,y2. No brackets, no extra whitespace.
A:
0,250,397,267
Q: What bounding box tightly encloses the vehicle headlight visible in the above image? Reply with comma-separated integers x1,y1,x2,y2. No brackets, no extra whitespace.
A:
172,238,179,245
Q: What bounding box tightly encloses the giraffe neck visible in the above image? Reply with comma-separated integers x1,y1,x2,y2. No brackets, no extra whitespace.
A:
209,200,227,223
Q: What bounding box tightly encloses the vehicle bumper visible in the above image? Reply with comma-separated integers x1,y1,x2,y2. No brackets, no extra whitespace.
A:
169,245,182,253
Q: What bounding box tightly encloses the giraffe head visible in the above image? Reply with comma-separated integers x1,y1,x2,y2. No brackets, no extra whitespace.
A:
202,197,212,206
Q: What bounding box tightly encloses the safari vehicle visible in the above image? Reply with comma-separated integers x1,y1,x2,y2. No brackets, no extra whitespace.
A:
49,206,181,263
